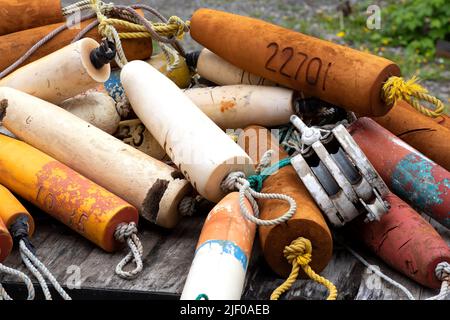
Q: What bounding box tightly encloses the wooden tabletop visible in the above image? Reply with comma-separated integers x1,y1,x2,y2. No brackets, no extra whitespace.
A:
1,203,448,300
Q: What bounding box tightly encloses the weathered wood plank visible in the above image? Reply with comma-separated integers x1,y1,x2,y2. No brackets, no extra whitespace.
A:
1,206,448,300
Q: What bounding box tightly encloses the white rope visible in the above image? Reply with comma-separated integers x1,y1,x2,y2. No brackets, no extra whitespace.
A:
114,222,144,279
0,263,35,300
344,244,416,300
62,0,93,16
221,171,297,226
19,240,71,300
160,43,181,73
426,262,450,300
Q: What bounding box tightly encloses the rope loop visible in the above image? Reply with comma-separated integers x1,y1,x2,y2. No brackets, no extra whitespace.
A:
0,263,35,300
270,237,337,300
382,76,445,117
114,222,144,279
19,240,71,300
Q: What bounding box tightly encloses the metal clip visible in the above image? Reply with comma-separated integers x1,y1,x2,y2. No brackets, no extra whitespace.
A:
289,115,389,226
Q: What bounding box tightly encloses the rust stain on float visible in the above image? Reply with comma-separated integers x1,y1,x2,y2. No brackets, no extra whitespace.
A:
220,100,236,112
35,161,129,229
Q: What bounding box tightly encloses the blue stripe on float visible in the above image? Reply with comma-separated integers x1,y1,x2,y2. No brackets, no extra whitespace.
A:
196,240,248,271
391,153,449,217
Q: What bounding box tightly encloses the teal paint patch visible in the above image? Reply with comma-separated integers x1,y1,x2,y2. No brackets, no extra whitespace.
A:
392,153,449,215
196,240,248,271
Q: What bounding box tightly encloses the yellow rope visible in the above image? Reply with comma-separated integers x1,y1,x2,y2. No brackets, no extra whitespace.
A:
270,237,337,300
382,76,445,118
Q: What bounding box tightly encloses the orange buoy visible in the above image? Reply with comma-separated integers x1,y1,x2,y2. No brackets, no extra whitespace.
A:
238,125,333,277
190,8,400,117
0,11,152,73
0,0,64,36
0,134,138,252
181,192,256,300
373,100,450,170
0,184,35,237
0,216,13,263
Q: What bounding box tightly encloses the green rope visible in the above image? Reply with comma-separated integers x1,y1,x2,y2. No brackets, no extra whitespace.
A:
247,157,292,192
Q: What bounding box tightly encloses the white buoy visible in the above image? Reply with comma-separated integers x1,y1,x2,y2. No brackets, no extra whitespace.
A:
180,192,256,300
0,87,191,228
121,61,254,202
195,48,277,86
60,91,120,134
184,85,295,129
0,38,110,105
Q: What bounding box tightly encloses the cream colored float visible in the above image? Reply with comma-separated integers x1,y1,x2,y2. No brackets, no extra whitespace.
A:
0,87,191,228
0,38,111,105
60,91,120,134
184,85,296,129
189,48,277,86
115,119,168,161
121,61,254,202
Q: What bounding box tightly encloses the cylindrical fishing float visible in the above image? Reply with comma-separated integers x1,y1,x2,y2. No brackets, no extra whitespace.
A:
0,0,64,35
0,216,13,263
0,87,191,228
0,38,111,105
348,117,450,229
347,193,450,289
184,85,296,129
121,61,254,203
181,192,256,300
238,126,333,277
114,119,168,161
186,48,277,86
0,15,153,72
190,8,400,116
104,52,191,103
61,90,120,134
373,100,450,170
0,184,35,237
0,134,138,252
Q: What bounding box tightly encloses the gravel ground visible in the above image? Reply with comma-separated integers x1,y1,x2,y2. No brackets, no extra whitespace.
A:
61,0,449,106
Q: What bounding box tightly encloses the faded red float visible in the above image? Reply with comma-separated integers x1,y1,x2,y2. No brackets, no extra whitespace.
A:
347,193,450,289
348,117,450,229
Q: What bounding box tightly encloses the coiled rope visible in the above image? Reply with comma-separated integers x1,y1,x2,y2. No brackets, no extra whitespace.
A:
0,264,35,300
382,76,446,118
270,237,337,300
114,222,144,279
220,151,296,227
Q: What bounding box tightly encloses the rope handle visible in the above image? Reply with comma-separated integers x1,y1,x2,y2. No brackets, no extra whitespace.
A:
382,76,446,118
270,237,337,300
0,263,35,300
114,222,144,280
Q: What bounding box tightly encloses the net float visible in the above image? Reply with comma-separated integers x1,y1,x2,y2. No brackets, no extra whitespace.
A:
104,51,192,103
373,100,450,171
0,12,153,73
121,60,254,203
0,87,191,229
185,48,278,86
237,125,333,278
183,85,296,129
114,119,169,161
0,133,138,253
0,216,13,263
61,90,120,134
346,192,450,289
0,38,112,105
0,0,64,36
348,117,450,229
181,192,256,300
190,8,400,117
